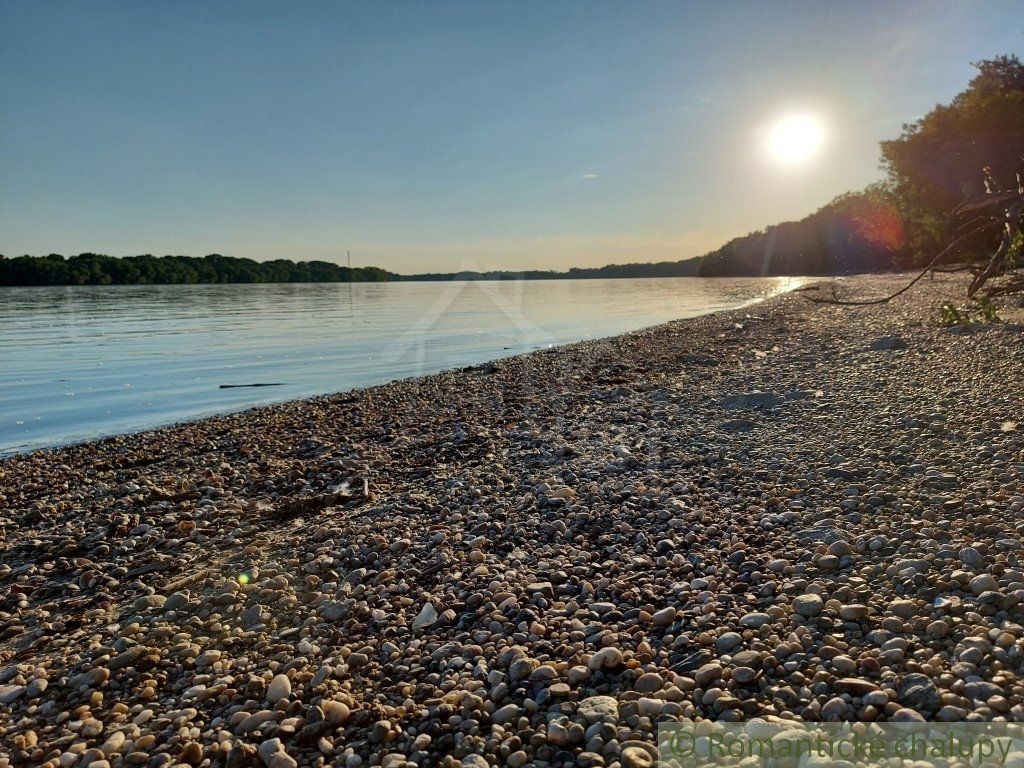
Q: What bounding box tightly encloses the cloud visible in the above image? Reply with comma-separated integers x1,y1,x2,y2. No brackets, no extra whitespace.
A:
581,173,599,179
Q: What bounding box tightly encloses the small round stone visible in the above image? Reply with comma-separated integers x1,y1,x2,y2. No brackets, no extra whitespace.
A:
792,593,824,617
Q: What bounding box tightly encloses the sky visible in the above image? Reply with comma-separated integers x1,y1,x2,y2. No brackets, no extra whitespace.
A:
1,2,1021,273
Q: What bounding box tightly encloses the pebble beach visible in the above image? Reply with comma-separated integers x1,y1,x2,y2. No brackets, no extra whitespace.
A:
1,273,1023,767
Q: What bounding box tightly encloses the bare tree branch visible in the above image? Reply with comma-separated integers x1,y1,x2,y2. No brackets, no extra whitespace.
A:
804,220,1004,305
806,167,1023,306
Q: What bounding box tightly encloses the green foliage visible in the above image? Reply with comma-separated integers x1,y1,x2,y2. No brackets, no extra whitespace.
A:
938,297,1001,326
975,296,1001,323
0,253,394,286
939,302,971,326
880,55,1024,261
1004,230,1024,266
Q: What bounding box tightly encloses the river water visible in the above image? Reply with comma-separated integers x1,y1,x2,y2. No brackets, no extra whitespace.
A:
0,276,800,455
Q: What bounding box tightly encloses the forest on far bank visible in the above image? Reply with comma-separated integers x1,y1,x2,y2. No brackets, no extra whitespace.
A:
0,253,394,285
3,56,1021,286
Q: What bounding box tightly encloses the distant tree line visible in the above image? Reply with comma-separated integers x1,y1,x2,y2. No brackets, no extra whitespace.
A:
0,253,394,286
399,258,703,281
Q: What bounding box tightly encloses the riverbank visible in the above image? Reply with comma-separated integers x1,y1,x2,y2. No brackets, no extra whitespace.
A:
0,276,796,456
1,274,1022,767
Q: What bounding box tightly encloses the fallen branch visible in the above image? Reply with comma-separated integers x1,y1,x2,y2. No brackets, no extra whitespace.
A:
967,197,1024,297
806,165,1024,306
804,220,1003,306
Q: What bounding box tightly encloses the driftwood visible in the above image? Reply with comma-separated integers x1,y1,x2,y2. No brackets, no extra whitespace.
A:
807,166,1024,306
219,383,286,389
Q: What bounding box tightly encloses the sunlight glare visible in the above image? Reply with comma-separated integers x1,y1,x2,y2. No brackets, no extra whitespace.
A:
767,114,825,165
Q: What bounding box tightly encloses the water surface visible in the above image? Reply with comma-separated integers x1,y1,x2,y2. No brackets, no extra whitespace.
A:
0,277,799,455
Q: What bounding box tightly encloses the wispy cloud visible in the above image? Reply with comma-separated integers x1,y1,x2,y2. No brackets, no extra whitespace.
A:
581,173,599,179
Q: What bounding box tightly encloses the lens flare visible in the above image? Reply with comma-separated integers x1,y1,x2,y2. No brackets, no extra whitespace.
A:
847,200,904,251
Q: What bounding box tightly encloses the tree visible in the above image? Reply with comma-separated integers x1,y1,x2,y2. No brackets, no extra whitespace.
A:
880,55,1024,260
0,253,396,286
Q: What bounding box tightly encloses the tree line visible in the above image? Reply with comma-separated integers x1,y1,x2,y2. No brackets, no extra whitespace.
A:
0,253,394,286
400,258,703,281
0,252,706,285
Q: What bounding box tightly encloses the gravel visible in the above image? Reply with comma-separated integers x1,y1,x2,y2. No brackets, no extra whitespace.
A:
0,273,1022,767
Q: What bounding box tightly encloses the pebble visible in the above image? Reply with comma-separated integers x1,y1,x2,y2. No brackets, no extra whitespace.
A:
791,593,824,617
827,539,852,557
258,738,297,768
634,672,664,693
412,602,438,630
738,612,770,628
869,335,907,350
266,674,291,704
716,631,743,651
959,546,984,568
0,685,24,705
577,696,619,723
492,703,521,724
731,666,759,684
181,742,203,766
651,606,676,625
821,696,848,720
323,700,350,725
694,662,723,687
831,655,857,674
888,599,916,618
621,745,655,768
100,732,126,755
835,678,880,696
81,719,103,737
588,646,623,670
970,574,998,594
839,604,869,620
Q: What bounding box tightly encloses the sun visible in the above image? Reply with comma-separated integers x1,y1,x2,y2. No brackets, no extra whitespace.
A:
767,114,825,165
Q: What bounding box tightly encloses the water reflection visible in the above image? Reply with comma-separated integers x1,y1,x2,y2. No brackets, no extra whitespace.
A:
0,277,800,454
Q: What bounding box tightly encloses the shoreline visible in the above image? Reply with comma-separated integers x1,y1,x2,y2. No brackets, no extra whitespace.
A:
0,268,894,290
2,273,1024,766
0,272,875,287
0,276,804,459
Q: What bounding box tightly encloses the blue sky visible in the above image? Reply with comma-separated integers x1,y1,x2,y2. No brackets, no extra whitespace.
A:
1,1,1021,272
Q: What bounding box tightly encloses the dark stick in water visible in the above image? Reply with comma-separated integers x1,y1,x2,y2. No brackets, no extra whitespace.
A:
218,383,287,389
